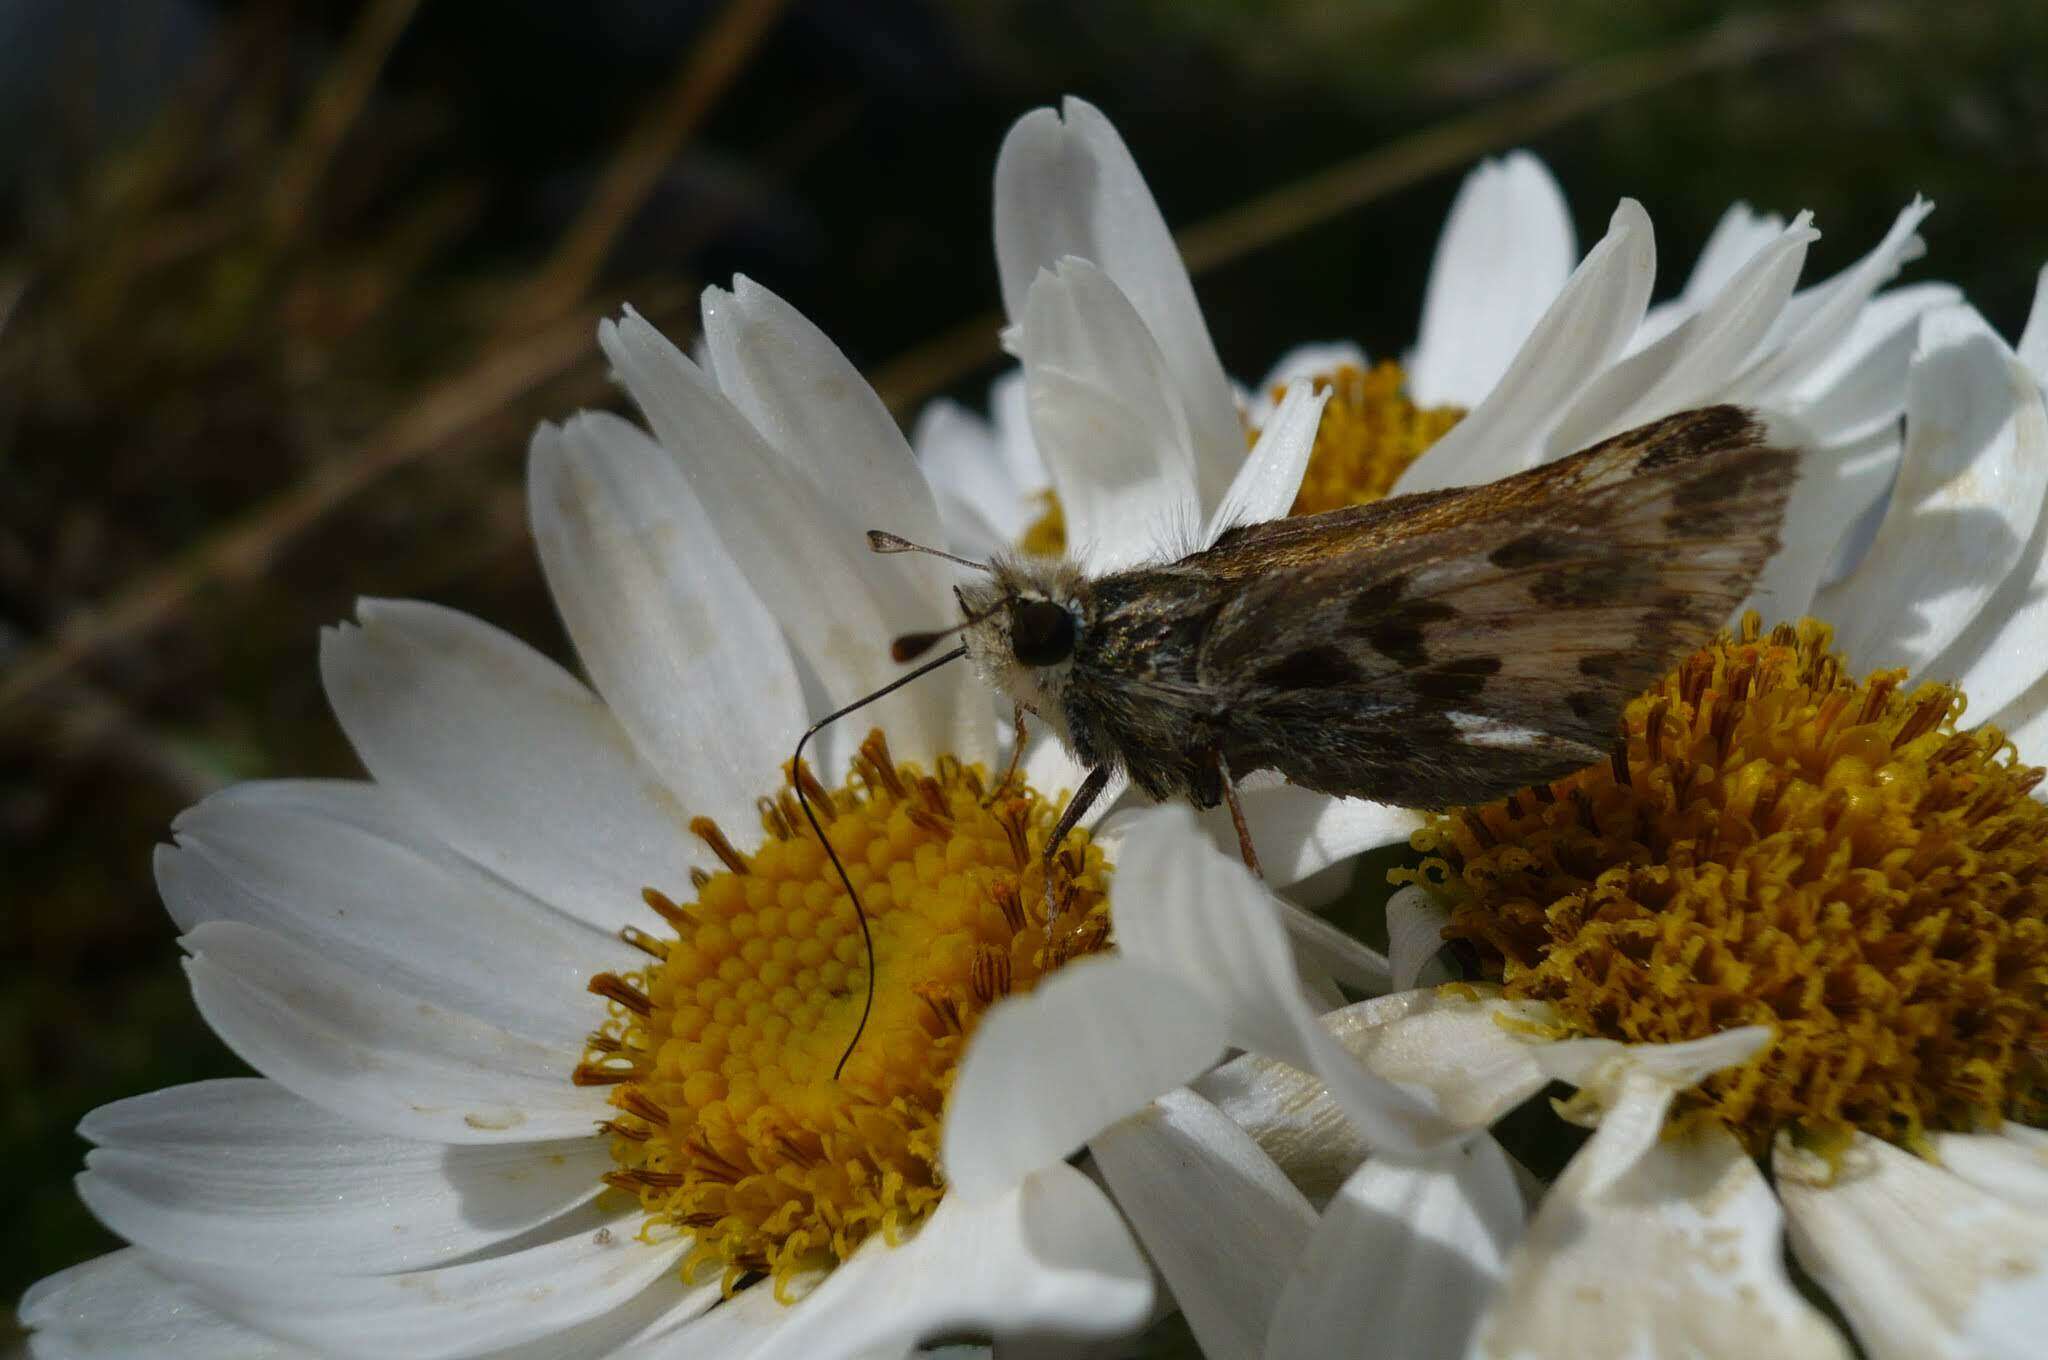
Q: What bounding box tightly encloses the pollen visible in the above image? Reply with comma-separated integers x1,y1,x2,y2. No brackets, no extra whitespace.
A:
1414,617,2048,1153
1018,489,1068,558
573,729,1111,1291
1265,361,1464,516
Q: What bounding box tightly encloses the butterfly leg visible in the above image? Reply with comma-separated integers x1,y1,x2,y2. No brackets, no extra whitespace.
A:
1214,749,1263,879
1041,764,1111,925
983,702,1028,806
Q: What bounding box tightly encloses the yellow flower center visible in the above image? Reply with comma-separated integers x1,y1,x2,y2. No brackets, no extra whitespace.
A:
1266,361,1466,516
573,729,1111,1291
1414,617,2048,1153
1016,360,1466,553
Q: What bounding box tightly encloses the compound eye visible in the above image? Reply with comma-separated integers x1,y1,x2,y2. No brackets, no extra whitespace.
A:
1010,599,1077,667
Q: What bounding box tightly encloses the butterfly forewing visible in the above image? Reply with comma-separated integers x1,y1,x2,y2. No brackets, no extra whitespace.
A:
1192,406,1796,807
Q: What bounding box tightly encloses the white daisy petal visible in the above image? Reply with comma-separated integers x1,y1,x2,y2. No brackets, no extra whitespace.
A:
74,1079,611,1274
1531,1026,1774,1114
1194,780,1423,890
1269,896,1393,997
1777,1131,2048,1360
1112,807,1453,1155
988,368,1050,489
663,1165,1152,1358
1089,1088,1318,1360
19,1249,305,1360
1473,1090,1848,1360
698,276,945,553
1788,282,1961,440
1397,199,1657,494
1928,1126,2048,1214
1408,152,1576,409
1193,1053,1372,1212
597,309,981,771
2017,263,2048,384
1326,987,1553,1131
1290,946,1348,1014
318,598,704,928
158,779,632,1040
1267,1139,1523,1360
157,1217,689,1360
1016,258,1204,572
529,412,805,830
619,1277,794,1358
931,486,1010,564
1385,885,1455,992
1918,358,2048,715
941,955,1226,1200
489,1270,723,1360
1938,522,2048,720
913,399,1026,550
1546,212,1818,455
1739,422,1901,622
1729,198,1935,402
1993,676,2048,777
993,97,1241,510
1204,380,1329,542
1679,204,1791,310
182,921,603,1144
1817,305,2048,678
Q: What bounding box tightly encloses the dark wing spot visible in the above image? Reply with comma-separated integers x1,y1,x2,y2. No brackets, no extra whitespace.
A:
1258,644,1365,690
1412,655,1503,704
1360,600,1459,668
1672,453,1775,508
1577,651,1631,680
1565,690,1603,721
1631,406,1759,472
1529,560,1642,608
1671,506,1735,538
1346,574,1411,618
1488,533,1574,569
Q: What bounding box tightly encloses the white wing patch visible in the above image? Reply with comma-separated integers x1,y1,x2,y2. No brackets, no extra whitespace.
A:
1449,712,1552,750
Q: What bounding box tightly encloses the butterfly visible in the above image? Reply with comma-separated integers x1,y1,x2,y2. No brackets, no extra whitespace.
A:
803,404,1794,1071
880,403,1794,877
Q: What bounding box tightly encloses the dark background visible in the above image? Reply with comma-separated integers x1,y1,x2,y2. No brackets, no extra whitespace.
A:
4,0,2044,1335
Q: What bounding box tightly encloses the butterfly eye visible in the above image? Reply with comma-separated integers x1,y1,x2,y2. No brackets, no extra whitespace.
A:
1010,599,1077,667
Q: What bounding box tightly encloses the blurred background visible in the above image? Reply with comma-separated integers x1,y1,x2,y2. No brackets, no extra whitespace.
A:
3,0,2045,1332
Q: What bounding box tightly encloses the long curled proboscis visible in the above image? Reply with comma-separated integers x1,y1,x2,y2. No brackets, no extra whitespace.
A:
791,644,971,1080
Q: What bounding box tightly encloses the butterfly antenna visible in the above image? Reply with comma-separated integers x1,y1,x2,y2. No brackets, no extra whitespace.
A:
791,644,971,1080
889,596,1011,664
867,530,993,574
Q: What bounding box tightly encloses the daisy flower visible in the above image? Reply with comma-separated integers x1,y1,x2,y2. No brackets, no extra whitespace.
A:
914,97,1951,890
920,96,1947,536
17,280,1378,1359
1205,291,2048,1359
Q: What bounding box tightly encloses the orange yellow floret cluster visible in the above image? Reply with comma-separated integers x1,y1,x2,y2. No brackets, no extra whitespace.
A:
573,729,1111,1290
1414,617,2048,1152
1267,360,1465,516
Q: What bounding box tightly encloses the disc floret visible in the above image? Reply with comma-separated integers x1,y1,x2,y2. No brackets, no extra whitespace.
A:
573,729,1111,1290
1416,617,2048,1152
